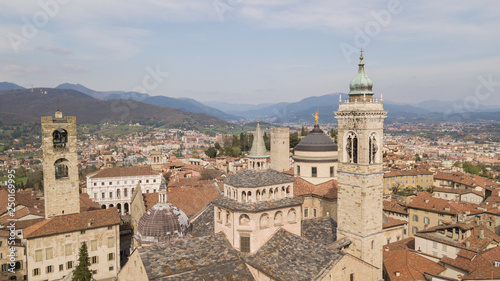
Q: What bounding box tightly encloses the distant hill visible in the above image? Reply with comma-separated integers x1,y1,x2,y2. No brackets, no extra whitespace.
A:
0,88,230,129
56,83,239,121
210,93,426,123
203,94,500,123
0,82,25,91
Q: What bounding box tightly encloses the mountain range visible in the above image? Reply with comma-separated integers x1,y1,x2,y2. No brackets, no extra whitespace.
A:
0,87,230,131
1,82,499,124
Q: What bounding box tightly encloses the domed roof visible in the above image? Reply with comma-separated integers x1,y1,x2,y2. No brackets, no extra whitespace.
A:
294,125,338,152
349,54,374,96
135,203,191,245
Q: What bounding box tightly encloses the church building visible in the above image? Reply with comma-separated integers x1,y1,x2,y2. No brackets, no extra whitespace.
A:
118,54,385,280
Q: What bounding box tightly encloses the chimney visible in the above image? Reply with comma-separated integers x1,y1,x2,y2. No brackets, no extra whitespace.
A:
395,272,401,277
480,229,485,240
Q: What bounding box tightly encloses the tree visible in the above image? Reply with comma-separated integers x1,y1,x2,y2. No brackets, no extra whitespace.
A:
214,142,221,150
73,242,92,281
205,147,217,158
328,128,337,143
263,132,270,151
300,127,308,136
289,132,299,148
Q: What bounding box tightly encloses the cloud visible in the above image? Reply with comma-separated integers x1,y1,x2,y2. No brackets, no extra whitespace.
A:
35,45,71,55
1,64,42,76
59,64,88,73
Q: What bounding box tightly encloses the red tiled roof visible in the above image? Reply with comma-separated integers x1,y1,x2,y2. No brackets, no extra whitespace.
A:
416,222,500,252
408,192,480,215
88,166,159,178
383,217,407,229
383,199,408,215
383,238,445,281
384,169,433,178
293,177,337,199
168,183,221,216
433,187,484,197
23,208,120,239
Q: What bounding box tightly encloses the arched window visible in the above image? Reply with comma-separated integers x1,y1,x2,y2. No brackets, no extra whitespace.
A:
52,128,68,149
239,214,250,225
281,186,285,197
274,211,283,226
270,188,274,199
262,189,267,200
274,187,279,198
257,190,261,201
247,191,252,202
286,186,290,196
369,132,378,164
124,188,128,197
287,209,296,223
345,132,358,163
217,208,222,222
54,158,69,179
116,189,121,198
260,213,269,229
225,211,231,224
242,191,247,202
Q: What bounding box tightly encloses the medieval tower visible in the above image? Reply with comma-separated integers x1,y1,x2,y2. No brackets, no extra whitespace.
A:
270,127,290,172
41,110,80,218
335,53,386,278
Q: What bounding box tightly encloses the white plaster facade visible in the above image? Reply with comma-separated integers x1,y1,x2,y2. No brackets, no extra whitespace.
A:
86,171,165,214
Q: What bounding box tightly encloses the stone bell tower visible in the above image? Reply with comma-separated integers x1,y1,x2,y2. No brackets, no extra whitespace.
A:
335,53,386,279
41,110,80,218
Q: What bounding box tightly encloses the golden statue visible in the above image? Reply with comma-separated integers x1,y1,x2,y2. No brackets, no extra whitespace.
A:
312,111,319,125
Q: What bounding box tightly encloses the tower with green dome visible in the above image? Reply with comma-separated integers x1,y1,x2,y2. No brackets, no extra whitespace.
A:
335,52,387,279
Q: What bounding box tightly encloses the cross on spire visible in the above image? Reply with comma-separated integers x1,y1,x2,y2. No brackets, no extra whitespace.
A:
360,48,364,61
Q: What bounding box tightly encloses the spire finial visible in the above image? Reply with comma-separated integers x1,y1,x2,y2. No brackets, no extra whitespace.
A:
360,48,364,62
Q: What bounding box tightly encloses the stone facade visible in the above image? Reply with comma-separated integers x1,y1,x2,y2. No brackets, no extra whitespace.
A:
25,224,120,281
301,196,337,221
214,170,302,253
270,127,290,172
149,151,163,171
41,111,80,218
335,56,386,279
0,230,26,280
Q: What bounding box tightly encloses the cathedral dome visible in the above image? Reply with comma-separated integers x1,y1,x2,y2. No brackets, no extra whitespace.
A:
135,203,191,245
349,54,374,96
294,125,338,152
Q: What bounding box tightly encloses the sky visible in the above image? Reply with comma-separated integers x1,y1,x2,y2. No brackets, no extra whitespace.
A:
1,0,499,106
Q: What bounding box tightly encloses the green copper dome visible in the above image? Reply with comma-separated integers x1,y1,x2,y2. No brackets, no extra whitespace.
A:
349,54,374,96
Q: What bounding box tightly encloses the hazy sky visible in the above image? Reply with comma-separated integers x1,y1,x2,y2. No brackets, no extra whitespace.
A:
1,1,499,105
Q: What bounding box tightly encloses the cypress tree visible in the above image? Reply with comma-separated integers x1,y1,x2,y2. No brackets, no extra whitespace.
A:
72,242,92,281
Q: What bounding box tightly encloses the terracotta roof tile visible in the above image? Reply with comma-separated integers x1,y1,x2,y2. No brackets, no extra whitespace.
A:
383,239,445,281
23,208,120,239
383,199,408,215
293,177,337,199
408,192,481,215
88,166,160,179
383,217,407,229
